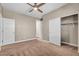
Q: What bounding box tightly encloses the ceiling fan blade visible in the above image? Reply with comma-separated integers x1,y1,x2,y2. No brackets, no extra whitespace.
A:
37,3,45,7
37,9,43,13
27,3,34,7
29,9,33,12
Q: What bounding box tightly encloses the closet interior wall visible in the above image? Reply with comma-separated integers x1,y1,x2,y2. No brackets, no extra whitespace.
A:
61,14,78,47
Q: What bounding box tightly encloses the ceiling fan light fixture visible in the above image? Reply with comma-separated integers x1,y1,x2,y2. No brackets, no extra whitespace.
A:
27,3,45,13
33,7,38,11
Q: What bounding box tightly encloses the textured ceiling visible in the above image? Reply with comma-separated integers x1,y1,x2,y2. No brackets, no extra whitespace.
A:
1,3,66,18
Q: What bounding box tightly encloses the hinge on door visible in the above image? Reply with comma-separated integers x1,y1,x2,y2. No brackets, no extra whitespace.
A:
2,40,3,43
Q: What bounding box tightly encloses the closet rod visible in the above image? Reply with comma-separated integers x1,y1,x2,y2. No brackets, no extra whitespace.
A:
61,22,78,25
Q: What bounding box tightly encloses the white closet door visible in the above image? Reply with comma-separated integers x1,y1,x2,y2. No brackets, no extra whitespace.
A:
0,18,2,45
3,18,15,45
49,18,61,46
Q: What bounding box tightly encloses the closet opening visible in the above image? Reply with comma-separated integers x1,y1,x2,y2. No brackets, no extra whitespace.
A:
61,14,78,51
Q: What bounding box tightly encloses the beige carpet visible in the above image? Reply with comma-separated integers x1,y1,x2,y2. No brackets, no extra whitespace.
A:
0,39,79,56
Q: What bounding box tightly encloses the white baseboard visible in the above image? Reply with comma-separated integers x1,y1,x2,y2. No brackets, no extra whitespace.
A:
62,42,78,47
2,38,38,46
38,39,61,46
15,38,34,43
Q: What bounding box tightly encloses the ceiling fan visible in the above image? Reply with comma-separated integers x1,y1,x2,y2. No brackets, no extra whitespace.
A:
27,3,45,13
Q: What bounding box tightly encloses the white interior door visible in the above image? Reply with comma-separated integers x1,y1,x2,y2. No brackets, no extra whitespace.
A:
49,18,61,46
0,18,2,45
36,20,42,39
3,18,15,45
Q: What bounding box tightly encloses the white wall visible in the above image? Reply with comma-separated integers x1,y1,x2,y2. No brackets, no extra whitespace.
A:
42,3,79,52
2,8,37,41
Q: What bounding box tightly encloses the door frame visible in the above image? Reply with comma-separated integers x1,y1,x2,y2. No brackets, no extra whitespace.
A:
2,18,15,46
49,17,61,46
